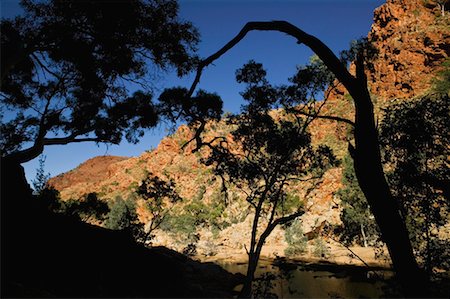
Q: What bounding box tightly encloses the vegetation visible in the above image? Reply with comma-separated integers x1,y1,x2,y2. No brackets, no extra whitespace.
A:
136,173,181,242
31,154,50,195
432,58,450,95
337,154,380,247
186,21,425,296
1,0,199,165
284,219,308,257
159,185,230,253
63,193,109,223
104,196,144,240
380,93,450,279
195,61,336,297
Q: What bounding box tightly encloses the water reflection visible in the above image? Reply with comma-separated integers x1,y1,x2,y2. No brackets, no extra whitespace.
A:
219,261,392,298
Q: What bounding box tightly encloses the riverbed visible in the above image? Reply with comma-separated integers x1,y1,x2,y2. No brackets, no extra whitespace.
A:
218,259,395,298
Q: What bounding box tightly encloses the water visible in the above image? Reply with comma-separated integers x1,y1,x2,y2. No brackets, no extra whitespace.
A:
219,260,393,298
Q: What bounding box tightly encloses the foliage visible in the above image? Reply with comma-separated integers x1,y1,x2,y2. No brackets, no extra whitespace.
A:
195,60,337,297
337,154,380,246
63,192,109,223
380,93,450,277
160,185,229,244
104,196,143,239
136,173,181,239
252,273,278,299
312,238,330,258
31,154,50,195
284,219,308,257
1,0,199,163
432,58,450,95
339,37,378,71
35,186,61,212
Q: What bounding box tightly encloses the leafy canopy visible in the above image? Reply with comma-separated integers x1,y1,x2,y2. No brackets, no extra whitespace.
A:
1,0,199,162
380,93,450,275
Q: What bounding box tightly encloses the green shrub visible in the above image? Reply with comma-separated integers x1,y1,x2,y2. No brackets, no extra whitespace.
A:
284,219,307,257
312,238,329,258
104,196,142,236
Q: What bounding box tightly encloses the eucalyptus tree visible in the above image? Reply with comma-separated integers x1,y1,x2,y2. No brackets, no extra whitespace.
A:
164,59,337,297
1,0,199,169
380,93,450,280
181,21,425,296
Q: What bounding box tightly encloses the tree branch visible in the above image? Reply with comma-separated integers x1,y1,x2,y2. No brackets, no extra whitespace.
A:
43,136,105,146
295,111,355,127
188,21,356,98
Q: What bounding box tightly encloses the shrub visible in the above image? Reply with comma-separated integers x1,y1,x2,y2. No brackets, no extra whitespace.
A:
312,238,330,258
62,192,109,223
284,219,308,257
104,196,143,240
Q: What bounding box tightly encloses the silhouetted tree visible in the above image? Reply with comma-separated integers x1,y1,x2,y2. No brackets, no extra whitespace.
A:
183,21,425,296
380,93,450,280
63,192,109,223
1,0,199,166
198,61,337,297
105,196,143,239
136,173,181,242
31,154,50,195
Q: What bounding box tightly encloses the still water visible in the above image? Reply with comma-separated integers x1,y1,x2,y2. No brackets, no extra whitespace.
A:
219,261,393,298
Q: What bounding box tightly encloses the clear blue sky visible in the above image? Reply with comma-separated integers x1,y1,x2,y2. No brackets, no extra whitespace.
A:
1,0,384,184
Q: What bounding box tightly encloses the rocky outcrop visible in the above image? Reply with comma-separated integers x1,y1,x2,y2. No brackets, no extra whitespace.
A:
368,0,449,99
48,155,128,193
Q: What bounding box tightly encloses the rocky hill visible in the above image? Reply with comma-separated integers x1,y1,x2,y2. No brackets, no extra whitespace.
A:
48,0,448,261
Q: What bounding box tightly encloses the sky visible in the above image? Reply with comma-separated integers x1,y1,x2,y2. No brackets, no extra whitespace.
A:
1,0,384,185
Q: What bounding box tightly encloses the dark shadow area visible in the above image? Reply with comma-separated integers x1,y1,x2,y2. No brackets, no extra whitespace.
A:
1,161,243,298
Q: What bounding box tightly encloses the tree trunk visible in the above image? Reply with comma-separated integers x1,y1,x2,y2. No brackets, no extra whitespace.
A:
239,255,258,298
360,223,368,248
181,20,427,296
349,79,426,296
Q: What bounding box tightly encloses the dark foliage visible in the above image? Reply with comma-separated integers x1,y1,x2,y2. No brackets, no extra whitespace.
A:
380,93,450,278
337,154,380,246
31,154,50,194
63,192,110,222
198,61,337,297
1,0,199,163
136,173,181,240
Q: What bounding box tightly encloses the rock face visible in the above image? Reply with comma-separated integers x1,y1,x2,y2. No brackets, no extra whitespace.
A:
368,0,449,99
49,156,128,191
47,0,448,259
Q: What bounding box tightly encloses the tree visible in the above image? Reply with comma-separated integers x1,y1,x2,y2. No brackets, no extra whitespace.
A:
337,154,379,247
183,21,425,296
104,196,143,239
436,0,449,16
196,61,337,297
31,154,50,195
136,173,181,242
1,0,199,166
380,93,450,280
63,192,110,223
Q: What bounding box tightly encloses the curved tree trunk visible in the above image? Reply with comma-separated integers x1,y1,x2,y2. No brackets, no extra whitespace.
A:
348,70,426,296
187,21,426,296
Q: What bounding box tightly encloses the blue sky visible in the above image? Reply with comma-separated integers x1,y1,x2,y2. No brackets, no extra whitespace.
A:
1,0,384,184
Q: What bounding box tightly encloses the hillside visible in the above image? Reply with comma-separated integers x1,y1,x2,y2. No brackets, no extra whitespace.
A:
48,0,449,263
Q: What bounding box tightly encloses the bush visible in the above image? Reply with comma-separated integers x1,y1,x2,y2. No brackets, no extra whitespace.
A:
104,196,143,240
62,193,109,222
312,238,330,258
284,219,308,257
